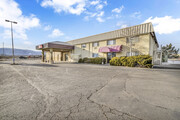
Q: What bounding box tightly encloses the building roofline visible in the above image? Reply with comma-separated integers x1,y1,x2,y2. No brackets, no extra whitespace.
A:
67,22,157,45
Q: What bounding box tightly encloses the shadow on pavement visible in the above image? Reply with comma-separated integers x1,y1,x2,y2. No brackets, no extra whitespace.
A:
17,63,58,67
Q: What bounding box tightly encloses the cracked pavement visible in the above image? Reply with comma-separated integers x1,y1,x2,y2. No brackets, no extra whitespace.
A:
0,60,180,120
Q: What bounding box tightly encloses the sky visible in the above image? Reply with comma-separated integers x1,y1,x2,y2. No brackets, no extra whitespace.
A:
0,0,180,51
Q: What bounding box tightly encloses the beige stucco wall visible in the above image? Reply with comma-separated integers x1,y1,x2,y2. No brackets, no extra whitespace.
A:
45,51,73,63
132,34,150,55
73,33,152,59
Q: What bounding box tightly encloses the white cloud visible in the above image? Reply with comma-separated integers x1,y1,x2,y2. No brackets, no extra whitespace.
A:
90,1,100,5
84,11,105,22
96,17,104,22
104,1,107,5
44,25,52,31
0,0,40,40
112,5,124,13
116,21,128,28
130,11,141,19
121,24,128,28
96,4,103,10
144,16,180,34
48,29,64,38
97,11,104,17
41,0,86,15
41,0,108,23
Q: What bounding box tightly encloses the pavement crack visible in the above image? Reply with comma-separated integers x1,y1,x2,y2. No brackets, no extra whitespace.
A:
9,66,54,120
87,95,142,120
87,73,119,100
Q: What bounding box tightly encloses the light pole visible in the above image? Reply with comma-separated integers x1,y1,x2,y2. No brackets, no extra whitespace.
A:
5,19,17,64
3,42,4,56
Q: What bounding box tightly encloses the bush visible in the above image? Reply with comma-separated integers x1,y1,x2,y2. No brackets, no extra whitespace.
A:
78,57,106,64
110,55,153,68
78,58,83,63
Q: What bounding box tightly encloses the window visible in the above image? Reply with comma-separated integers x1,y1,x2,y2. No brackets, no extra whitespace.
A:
134,51,139,56
126,36,139,43
107,40,116,45
92,53,99,58
81,44,86,48
93,42,99,47
126,51,139,56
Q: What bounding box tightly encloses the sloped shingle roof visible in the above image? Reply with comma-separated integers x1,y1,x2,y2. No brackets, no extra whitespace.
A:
67,22,158,45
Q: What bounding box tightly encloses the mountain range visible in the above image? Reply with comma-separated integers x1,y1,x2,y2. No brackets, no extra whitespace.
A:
0,48,41,56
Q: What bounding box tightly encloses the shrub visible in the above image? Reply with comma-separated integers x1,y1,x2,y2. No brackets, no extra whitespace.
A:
109,57,121,66
78,58,83,63
83,57,90,63
78,57,106,64
110,55,153,68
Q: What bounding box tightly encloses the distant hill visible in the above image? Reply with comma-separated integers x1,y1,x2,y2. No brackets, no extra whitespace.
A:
0,48,41,56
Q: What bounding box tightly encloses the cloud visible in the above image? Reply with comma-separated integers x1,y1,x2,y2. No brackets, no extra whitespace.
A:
44,25,52,31
112,5,124,13
96,4,103,10
41,0,86,15
97,11,104,17
130,11,141,19
144,16,180,34
48,29,64,38
116,21,128,28
90,1,100,5
84,11,105,22
104,1,107,5
41,0,107,23
0,0,40,40
96,17,104,22
120,24,128,28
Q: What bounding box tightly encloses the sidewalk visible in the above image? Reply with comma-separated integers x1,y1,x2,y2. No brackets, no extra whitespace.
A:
153,61,180,69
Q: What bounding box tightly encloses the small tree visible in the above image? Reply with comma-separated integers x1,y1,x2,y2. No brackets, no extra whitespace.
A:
162,43,179,59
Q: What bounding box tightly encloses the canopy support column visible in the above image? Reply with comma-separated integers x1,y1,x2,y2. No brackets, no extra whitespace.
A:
50,49,54,64
42,50,45,62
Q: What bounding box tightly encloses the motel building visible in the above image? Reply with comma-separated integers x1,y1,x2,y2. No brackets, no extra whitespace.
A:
36,22,160,64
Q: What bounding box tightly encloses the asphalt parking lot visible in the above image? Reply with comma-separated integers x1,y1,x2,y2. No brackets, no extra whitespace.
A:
0,60,180,120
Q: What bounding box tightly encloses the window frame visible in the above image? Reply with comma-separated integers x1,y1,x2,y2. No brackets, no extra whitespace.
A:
92,42,99,47
107,40,116,45
92,53,99,58
126,51,139,56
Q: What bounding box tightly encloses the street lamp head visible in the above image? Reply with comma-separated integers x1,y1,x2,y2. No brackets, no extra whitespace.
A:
5,20,10,22
13,22,17,24
5,20,17,24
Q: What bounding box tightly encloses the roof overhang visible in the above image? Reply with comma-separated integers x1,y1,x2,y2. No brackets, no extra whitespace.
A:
150,32,159,48
36,42,74,51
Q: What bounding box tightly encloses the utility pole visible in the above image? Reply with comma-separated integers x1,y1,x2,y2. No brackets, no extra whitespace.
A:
3,42,4,56
5,19,17,64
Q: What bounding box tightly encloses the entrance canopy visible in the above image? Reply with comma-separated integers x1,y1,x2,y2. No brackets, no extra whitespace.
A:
99,45,122,53
36,41,74,51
